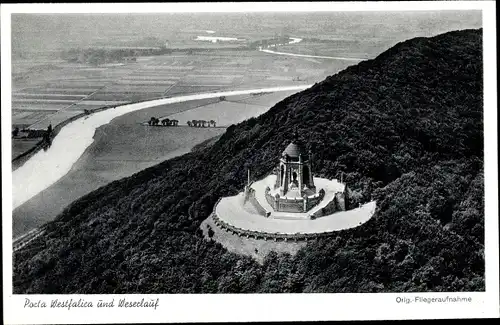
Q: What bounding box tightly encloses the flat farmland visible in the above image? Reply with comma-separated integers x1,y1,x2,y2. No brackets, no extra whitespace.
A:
119,75,180,81
230,79,306,90
12,138,43,159
87,91,165,102
12,111,58,121
163,90,300,127
76,100,130,106
12,102,70,111
87,124,225,163
17,88,100,95
12,93,87,101
115,80,178,86
12,111,34,120
166,101,270,127
46,81,108,89
29,110,85,130
12,110,59,127
12,98,85,105
165,85,225,96
104,85,171,93
63,104,105,111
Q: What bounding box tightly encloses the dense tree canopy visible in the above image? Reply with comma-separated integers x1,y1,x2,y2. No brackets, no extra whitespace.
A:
14,29,484,293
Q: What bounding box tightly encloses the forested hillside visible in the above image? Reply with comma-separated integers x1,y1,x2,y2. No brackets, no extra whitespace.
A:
14,29,484,293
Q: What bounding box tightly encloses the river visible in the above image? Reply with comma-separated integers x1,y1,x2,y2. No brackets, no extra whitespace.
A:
12,85,312,210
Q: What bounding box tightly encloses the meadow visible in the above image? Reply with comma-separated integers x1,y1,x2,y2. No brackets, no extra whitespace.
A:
12,139,41,159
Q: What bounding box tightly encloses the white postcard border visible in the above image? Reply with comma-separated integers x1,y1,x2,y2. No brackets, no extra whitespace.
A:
2,1,498,323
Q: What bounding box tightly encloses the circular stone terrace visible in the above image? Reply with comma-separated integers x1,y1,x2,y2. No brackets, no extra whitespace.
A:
213,174,376,237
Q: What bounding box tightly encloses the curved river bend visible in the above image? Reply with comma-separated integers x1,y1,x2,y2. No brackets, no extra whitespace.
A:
12,85,312,210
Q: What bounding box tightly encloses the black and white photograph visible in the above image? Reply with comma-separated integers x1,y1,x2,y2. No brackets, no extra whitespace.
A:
2,1,498,323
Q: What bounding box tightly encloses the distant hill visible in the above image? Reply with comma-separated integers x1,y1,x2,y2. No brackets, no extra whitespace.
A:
14,29,484,294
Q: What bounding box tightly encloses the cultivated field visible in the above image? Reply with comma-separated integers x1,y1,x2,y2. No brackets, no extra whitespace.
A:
200,216,306,264
158,91,298,127
12,139,41,159
11,45,349,132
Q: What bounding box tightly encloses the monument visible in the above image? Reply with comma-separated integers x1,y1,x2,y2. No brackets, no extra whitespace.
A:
276,137,316,196
208,133,377,240
262,134,325,213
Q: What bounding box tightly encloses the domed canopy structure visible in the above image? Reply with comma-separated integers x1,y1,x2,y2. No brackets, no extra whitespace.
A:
282,142,307,160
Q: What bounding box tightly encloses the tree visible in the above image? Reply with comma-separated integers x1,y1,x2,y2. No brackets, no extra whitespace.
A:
12,127,19,137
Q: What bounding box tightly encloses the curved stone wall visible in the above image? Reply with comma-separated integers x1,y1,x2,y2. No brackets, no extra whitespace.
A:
211,212,340,242
306,190,324,210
